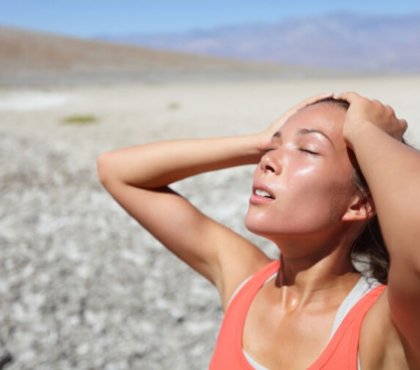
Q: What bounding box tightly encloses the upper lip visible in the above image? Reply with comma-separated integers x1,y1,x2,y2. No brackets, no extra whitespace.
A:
252,182,275,199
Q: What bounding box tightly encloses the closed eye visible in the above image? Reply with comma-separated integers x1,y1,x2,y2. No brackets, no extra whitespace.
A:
299,148,320,156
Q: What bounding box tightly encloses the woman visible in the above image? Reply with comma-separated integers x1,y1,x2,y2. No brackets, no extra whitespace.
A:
97,92,419,369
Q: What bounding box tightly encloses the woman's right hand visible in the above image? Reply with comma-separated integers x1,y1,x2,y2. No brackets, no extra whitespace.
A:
257,93,334,151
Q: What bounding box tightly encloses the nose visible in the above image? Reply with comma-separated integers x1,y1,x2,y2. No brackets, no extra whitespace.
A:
260,151,281,175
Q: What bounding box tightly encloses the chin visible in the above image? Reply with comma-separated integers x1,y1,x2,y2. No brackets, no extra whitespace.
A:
245,215,310,242
244,213,258,232
245,215,275,238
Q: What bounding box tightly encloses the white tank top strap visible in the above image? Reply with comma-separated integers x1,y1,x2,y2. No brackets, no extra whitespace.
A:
226,271,277,308
329,275,380,340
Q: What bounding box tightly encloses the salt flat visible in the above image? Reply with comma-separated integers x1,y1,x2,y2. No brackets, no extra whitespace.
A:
0,76,419,369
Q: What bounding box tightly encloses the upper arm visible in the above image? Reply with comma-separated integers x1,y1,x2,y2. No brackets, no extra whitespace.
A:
373,203,420,366
387,262,420,366
99,171,270,306
378,195,420,365
360,291,410,369
354,133,420,365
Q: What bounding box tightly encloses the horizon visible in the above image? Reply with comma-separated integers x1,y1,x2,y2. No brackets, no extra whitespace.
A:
1,0,420,38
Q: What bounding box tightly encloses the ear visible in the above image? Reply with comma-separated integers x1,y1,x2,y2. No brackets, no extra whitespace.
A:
342,194,375,222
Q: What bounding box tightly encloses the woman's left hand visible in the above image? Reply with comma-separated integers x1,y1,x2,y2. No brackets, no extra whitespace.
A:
257,93,333,151
336,92,407,148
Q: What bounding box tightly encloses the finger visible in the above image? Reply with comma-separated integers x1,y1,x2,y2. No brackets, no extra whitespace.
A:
297,93,334,108
277,93,334,124
372,99,386,108
334,91,363,103
399,119,408,133
385,104,395,115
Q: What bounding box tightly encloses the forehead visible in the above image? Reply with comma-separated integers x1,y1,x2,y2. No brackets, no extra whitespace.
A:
282,103,346,137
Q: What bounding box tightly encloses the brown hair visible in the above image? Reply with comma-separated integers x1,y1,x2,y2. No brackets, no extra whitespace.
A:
311,97,391,284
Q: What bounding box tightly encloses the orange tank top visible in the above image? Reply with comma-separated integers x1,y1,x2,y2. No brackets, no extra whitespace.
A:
209,260,385,369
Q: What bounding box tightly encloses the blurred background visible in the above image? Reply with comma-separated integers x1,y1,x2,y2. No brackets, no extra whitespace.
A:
1,1,420,369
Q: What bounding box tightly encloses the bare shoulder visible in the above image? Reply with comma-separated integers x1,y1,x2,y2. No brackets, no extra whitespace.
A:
215,233,272,309
359,288,410,370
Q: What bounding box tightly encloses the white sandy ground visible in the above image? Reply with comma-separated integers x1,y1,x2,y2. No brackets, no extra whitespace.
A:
0,92,71,111
0,76,419,370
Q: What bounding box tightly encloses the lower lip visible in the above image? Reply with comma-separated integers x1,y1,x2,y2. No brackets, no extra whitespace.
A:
249,194,274,205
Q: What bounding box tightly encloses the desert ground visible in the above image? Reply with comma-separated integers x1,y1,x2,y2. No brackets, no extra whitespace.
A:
1,76,420,370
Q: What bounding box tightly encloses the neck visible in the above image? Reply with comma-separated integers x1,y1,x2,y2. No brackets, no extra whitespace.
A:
272,233,360,309
278,251,358,289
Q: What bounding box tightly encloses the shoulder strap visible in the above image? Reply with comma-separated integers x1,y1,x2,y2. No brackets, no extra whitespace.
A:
209,260,280,369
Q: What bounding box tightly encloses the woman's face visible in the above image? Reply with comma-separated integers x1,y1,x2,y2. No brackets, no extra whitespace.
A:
245,102,358,240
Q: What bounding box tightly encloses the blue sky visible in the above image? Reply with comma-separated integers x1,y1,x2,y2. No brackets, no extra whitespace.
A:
1,0,420,37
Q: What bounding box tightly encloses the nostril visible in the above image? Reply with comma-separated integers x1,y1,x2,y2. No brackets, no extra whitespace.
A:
260,154,278,173
265,164,276,173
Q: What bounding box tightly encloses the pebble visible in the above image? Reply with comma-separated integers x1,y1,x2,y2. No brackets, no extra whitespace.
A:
0,133,233,369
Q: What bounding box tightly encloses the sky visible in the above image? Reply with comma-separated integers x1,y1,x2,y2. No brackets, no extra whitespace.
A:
1,0,420,38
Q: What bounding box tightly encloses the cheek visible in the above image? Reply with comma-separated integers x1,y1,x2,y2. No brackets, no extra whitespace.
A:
246,164,354,235
291,166,354,227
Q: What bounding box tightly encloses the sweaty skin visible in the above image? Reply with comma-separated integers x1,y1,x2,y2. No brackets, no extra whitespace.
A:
97,93,418,369
246,104,357,244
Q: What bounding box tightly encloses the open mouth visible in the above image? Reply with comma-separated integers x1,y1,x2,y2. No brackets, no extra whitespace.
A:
254,188,275,199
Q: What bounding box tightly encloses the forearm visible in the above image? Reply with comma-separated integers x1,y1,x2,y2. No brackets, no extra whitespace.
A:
97,134,263,189
347,122,420,262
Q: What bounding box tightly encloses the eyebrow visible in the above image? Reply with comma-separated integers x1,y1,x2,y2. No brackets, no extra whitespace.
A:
272,128,334,147
297,128,334,147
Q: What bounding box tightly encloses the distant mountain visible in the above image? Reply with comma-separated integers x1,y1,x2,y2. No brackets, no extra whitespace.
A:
97,12,420,73
0,26,325,86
